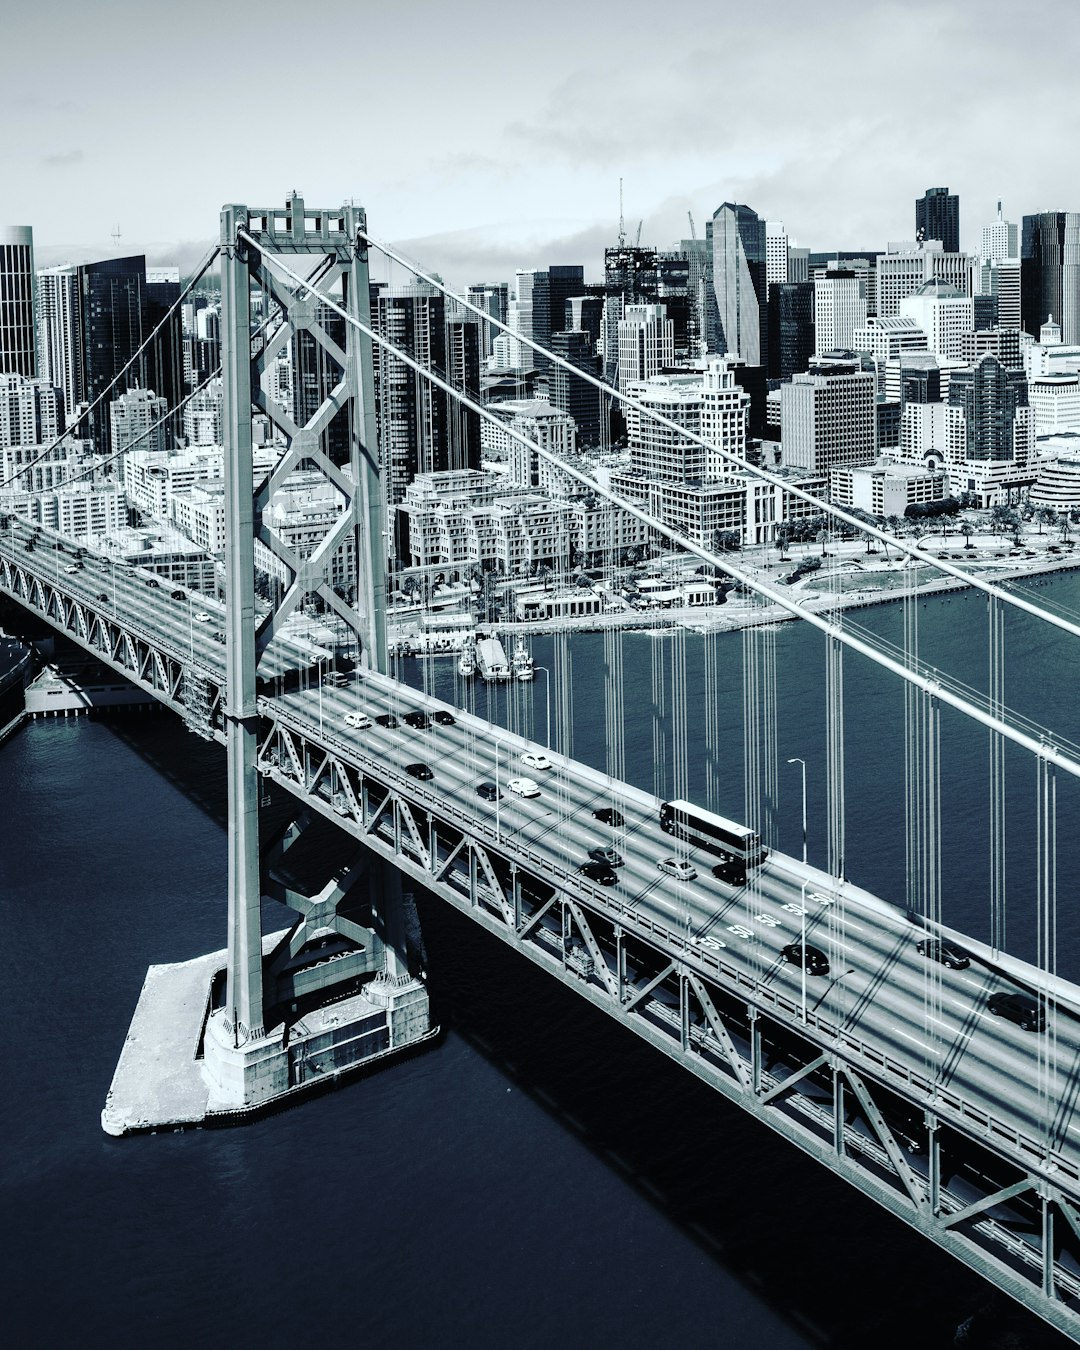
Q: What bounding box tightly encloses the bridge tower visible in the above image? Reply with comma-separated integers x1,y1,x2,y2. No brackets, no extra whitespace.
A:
200,196,431,1109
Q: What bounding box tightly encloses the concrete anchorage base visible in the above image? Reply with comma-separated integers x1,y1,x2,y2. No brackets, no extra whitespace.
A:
100,938,435,1137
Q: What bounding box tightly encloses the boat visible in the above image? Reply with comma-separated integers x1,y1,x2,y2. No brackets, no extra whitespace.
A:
475,636,510,682
457,637,477,677
511,638,535,681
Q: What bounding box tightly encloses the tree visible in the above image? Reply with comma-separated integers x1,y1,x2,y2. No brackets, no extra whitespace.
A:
959,518,976,548
712,528,741,553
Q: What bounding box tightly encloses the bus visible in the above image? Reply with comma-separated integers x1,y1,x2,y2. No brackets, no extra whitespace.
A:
658,800,766,885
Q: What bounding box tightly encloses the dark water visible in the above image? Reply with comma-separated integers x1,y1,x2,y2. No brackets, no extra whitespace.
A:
3,575,1078,1349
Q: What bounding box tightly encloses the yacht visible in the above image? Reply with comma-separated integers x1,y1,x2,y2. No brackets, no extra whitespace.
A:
511,638,535,681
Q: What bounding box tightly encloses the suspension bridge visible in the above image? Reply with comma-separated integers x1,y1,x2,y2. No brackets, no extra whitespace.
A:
4,195,1080,1339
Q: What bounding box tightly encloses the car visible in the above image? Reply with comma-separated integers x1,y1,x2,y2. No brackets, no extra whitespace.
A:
521,751,553,771
63,564,78,573
212,631,226,644
194,612,211,622
987,990,1046,1032
375,713,399,729
404,762,434,781
593,806,625,827
145,577,160,588
344,712,372,730
781,942,830,976
475,781,501,801
324,671,347,687
507,777,541,798
432,710,456,726
403,710,431,729
578,860,618,886
588,845,623,867
657,857,697,881
96,592,108,602
170,589,186,600
916,936,970,970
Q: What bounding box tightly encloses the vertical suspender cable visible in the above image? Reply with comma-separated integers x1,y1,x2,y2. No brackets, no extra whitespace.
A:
989,595,1007,955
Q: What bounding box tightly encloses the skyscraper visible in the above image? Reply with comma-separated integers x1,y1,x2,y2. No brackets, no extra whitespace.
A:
707,203,767,367
617,303,674,389
547,265,584,337
813,270,867,354
981,201,1019,263
765,221,789,290
445,318,482,473
1021,212,1080,344
767,281,815,382
77,255,149,454
36,265,82,417
0,226,37,378
549,330,602,447
510,269,551,369
916,187,960,252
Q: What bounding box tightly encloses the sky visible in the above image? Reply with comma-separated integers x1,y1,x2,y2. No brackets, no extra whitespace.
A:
7,0,1080,289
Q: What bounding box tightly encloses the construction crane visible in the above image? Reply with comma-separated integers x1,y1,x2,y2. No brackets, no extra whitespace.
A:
635,219,643,247
618,178,626,248
687,211,697,242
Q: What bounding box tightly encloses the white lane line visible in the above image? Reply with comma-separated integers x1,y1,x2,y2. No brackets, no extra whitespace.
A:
893,1029,934,1053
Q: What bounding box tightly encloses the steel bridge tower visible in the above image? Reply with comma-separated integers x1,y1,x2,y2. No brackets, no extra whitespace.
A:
201,196,431,1107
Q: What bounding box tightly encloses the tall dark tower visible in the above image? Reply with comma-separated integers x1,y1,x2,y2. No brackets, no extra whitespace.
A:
0,226,37,378
916,187,960,252
1021,211,1080,343
77,255,149,453
547,265,584,336
706,203,767,367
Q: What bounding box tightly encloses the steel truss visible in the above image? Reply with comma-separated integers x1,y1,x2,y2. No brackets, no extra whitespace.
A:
256,695,1080,1340
0,546,223,733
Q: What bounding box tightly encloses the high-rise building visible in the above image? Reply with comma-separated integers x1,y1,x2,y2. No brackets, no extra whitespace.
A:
916,187,959,252
978,259,1021,331
708,203,767,366
981,201,1019,263
293,302,348,464
767,281,815,382
566,296,603,351
765,221,789,290
0,226,37,378
549,331,602,447
77,255,149,454
445,318,482,474
877,241,974,319
617,303,674,389
510,269,551,369
0,373,64,447
781,363,876,473
853,316,928,364
787,248,811,284
547,266,584,337
1021,212,1080,343
466,283,508,360
145,267,185,438
898,279,974,359
109,387,168,464
36,265,81,417
813,269,867,354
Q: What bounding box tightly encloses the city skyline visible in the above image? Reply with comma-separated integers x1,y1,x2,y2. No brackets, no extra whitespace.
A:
6,0,1080,287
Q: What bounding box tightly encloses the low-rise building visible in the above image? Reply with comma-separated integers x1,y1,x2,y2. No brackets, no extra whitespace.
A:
830,462,946,516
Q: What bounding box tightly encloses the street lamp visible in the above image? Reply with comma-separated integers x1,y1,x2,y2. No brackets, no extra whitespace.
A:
788,756,808,1021
534,664,552,749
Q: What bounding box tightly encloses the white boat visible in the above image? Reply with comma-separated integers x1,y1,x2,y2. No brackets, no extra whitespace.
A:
511,638,535,681
458,639,476,677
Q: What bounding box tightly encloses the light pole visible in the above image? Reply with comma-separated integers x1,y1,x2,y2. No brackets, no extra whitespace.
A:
535,664,551,749
494,739,503,841
788,756,808,1020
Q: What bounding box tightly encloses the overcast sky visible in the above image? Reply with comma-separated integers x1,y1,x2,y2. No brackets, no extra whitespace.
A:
7,0,1080,288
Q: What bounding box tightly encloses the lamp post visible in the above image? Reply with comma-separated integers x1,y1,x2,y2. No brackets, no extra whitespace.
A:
535,664,551,749
788,756,808,1020
495,739,503,841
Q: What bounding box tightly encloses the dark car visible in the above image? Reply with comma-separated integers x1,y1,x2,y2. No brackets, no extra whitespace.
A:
96,592,108,602
404,762,434,781
916,937,970,970
403,710,431,730
212,631,226,644
781,942,830,976
145,577,160,588
578,860,618,886
588,845,623,867
987,991,1046,1032
432,710,456,726
593,806,625,827
375,713,399,729
475,781,501,801
170,589,186,600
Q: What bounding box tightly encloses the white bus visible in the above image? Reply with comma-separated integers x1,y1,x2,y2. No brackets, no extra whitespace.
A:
658,799,766,884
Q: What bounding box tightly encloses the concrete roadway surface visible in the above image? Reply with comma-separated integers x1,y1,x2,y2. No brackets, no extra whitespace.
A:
5,518,1079,1172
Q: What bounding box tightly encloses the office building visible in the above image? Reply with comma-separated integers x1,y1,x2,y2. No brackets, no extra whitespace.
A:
1030,375,1080,435
787,248,811,284
853,316,928,364
549,330,602,446
77,255,149,453
947,354,1032,464
708,203,767,366
0,373,64,448
780,364,876,473
898,280,974,359
768,281,815,382
0,226,36,378
978,259,1021,330
878,241,974,319
548,266,584,337
617,303,674,389
916,187,959,252
110,387,168,464
766,222,789,290
958,327,1023,369
1021,212,1080,343
467,283,509,360
445,318,482,475
510,269,551,369
566,296,603,351
814,270,867,354
982,202,1019,263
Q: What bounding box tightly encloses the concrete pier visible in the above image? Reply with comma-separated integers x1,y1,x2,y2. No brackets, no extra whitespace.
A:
101,934,436,1137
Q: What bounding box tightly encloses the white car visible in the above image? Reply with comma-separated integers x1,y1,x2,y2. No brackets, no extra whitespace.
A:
521,751,552,771
63,564,78,574
506,777,541,799
657,857,697,881
194,611,211,623
344,712,372,730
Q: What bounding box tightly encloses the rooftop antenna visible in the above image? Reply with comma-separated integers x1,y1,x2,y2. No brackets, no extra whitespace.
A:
618,178,626,248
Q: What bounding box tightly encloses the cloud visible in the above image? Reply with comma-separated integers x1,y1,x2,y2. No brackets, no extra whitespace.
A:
42,149,83,168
